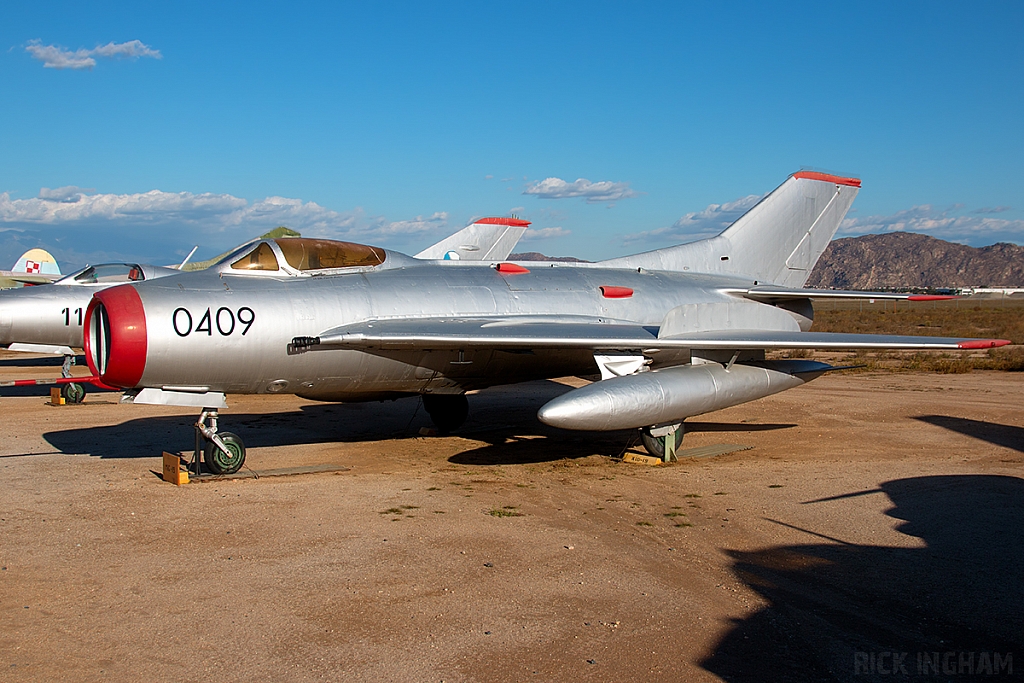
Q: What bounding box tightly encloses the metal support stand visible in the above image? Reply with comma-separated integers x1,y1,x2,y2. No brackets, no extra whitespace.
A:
664,426,677,463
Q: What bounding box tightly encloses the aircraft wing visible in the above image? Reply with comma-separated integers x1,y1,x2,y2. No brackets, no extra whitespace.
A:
290,317,1009,354
737,285,955,302
0,272,59,287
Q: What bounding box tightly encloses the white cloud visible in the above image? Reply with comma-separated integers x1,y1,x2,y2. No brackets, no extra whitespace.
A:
26,39,161,70
373,212,449,235
523,177,639,203
0,188,455,246
839,205,1024,243
522,227,571,241
0,189,245,224
622,194,763,244
38,186,94,202
972,206,1012,214
90,40,161,59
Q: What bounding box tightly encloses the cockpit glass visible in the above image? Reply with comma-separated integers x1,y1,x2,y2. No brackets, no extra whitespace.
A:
275,238,386,271
72,263,145,284
230,242,280,271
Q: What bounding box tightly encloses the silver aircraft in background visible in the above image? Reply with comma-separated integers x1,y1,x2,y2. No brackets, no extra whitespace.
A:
78,172,1008,474
0,217,529,401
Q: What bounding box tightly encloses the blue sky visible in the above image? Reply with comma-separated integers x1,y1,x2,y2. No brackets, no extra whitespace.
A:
2,1,1022,271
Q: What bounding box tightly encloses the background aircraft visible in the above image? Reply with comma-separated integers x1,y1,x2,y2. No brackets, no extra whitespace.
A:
78,172,1009,474
0,249,62,289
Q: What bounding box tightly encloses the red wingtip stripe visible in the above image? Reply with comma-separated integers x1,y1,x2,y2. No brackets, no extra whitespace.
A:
475,217,532,227
792,171,862,188
907,295,958,301
496,262,530,274
957,339,1012,349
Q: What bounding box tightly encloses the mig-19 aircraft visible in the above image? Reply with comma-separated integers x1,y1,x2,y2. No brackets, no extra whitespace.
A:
77,172,1008,474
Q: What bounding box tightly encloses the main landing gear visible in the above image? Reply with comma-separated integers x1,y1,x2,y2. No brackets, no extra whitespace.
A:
194,408,246,475
640,422,684,461
422,394,469,435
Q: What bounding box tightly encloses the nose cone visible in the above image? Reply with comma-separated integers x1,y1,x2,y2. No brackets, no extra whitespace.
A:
85,285,148,388
538,385,624,431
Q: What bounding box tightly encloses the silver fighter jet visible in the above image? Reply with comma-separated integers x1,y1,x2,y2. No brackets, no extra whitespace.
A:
78,172,1009,474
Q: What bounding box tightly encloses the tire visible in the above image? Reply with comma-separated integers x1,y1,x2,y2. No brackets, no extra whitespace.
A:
422,394,469,434
61,382,86,404
640,423,685,459
204,432,246,474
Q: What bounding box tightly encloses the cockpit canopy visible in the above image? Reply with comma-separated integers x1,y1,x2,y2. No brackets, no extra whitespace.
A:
227,238,387,274
60,263,147,285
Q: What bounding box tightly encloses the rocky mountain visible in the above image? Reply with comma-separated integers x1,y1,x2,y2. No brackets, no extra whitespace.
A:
807,232,1024,290
509,252,590,263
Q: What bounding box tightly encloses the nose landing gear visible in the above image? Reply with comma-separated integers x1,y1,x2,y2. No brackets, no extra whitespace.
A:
59,353,86,404
194,408,246,475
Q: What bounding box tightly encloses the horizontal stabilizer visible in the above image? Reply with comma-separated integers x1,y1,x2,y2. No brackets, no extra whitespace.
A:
290,316,1010,353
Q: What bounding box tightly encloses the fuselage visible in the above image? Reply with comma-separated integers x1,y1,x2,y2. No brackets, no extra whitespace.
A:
87,248,810,402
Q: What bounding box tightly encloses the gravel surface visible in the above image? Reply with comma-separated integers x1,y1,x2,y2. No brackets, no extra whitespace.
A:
2,353,1021,681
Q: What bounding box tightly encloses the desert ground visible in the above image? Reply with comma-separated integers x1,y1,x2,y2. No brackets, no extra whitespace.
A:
1,351,1021,682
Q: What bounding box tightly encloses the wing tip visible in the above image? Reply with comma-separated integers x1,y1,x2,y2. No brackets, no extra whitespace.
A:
957,339,1013,349
792,171,862,188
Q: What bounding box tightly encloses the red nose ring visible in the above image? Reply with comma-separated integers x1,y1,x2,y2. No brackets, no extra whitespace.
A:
84,284,148,388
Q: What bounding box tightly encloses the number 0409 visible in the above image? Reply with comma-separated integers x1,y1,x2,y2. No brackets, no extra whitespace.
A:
173,307,255,337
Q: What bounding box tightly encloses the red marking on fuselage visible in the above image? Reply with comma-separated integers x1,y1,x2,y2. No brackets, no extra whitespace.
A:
600,286,634,299
496,263,530,274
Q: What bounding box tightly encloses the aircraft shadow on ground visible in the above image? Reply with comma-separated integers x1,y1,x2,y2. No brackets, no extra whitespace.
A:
446,421,798,466
41,399,436,459
38,380,576,460
915,415,1024,454
447,431,635,465
39,373,798,464
701,475,1024,681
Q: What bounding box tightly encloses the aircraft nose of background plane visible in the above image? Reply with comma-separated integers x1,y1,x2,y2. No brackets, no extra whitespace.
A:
84,284,148,388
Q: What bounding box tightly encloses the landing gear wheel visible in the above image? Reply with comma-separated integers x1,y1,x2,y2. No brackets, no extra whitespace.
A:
204,432,246,474
422,394,469,434
640,423,684,460
60,382,86,404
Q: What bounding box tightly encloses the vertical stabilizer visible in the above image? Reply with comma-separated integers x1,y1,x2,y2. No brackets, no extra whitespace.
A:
601,172,859,286
13,249,61,277
415,217,530,261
